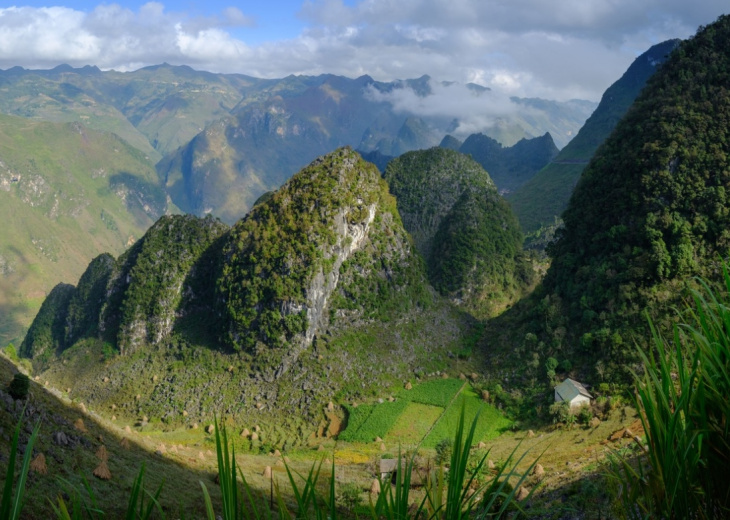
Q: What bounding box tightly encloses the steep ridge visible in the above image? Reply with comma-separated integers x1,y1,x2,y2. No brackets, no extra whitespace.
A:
385,148,534,316
20,148,464,436
518,16,730,380
508,39,681,234
457,132,559,193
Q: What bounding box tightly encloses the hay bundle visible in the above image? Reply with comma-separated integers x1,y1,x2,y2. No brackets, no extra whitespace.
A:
370,479,381,495
93,461,112,480
375,436,383,442
95,445,109,462
111,415,117,421
206,424,215,434
30,453,47,475
487,459,496,470
251,432,259,441
317,445,324,452
327,401,334,412
515,486,530,501
74,418,87,433
532,464,545,478
263,466,272,478
120,437,130,449
379,443,386,451
477,441,487,449
441,372,449,379
404,382,412,390
79,403,86,413
124,425,132,434
527,430,535,438
241,428,251,437
273,449,281,457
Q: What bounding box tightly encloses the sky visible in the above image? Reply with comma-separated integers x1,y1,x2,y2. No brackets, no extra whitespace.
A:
0,0,727,101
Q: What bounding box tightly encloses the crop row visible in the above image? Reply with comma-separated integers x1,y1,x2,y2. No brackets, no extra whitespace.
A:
399,378,464,407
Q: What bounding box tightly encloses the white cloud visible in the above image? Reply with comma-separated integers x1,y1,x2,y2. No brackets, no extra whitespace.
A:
365,80,523,137
0,1,727,100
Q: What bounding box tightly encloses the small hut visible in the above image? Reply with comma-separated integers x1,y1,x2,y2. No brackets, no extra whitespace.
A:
554,378,592,408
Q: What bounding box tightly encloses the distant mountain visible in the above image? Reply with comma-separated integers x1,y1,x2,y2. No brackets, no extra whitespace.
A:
507,39,681,234
0,113,166,346
456,132,558,193
0,63,261,161
384,147,534,316
0,65,595,224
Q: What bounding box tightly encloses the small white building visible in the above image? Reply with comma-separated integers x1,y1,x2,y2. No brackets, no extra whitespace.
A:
554,378,592,408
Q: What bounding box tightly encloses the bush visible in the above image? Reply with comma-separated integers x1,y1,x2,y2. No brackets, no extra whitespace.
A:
337,482,362,510
7,373,30,400
577,405,593,425
434,438,452,465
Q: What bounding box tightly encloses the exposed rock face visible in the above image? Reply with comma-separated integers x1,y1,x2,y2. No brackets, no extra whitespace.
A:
218,147,426,378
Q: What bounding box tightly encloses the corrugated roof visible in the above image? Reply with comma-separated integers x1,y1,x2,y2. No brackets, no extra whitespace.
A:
554,378,592,402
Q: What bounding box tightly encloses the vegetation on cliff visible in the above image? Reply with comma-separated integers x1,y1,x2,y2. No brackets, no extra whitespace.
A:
525,16,730,379
385,148,533,316
218,147,429,359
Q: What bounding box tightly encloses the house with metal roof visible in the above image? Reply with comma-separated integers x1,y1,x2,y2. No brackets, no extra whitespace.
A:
554,378,592,408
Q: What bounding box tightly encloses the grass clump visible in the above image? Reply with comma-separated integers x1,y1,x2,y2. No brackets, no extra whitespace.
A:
607,267,730,518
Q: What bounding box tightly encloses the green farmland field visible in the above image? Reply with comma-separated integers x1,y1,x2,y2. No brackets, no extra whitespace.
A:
340,379,510,448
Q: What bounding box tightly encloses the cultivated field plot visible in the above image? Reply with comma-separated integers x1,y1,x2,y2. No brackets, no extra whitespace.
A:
340,379,510,448
422,387,511,447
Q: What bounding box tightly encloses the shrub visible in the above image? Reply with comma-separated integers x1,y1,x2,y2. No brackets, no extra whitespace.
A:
434,438,452,465
7,373,29,400
337,482,362,510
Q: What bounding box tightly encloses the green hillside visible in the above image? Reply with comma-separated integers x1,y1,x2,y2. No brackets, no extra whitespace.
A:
385,148,534,317
20,148,475,441
508,39,681,234
523,17,730,380
0,113,165,346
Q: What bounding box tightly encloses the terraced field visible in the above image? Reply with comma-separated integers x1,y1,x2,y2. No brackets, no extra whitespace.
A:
340,379,511,448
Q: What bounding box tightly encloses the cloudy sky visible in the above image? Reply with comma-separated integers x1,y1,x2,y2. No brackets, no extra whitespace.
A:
0,0,727,101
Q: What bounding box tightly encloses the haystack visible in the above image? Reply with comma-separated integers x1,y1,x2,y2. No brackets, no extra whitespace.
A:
124,425,132,433
532,464,545,478
487,459,495,470
251,432,259,441
30,453,47,475
74,418,87,433
375,436,383,442
273,449,281,457
79,403,86,413
515,486,530,501
206,424,215,434
263,466,272,478
441,373,449,379
370,479,381,495
327,401,334,412
111,415,117,421
120,437,131,449
95,445,109,462
241,428,251,437
404,382,412,390
93,460,112,480
380,443,386,451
